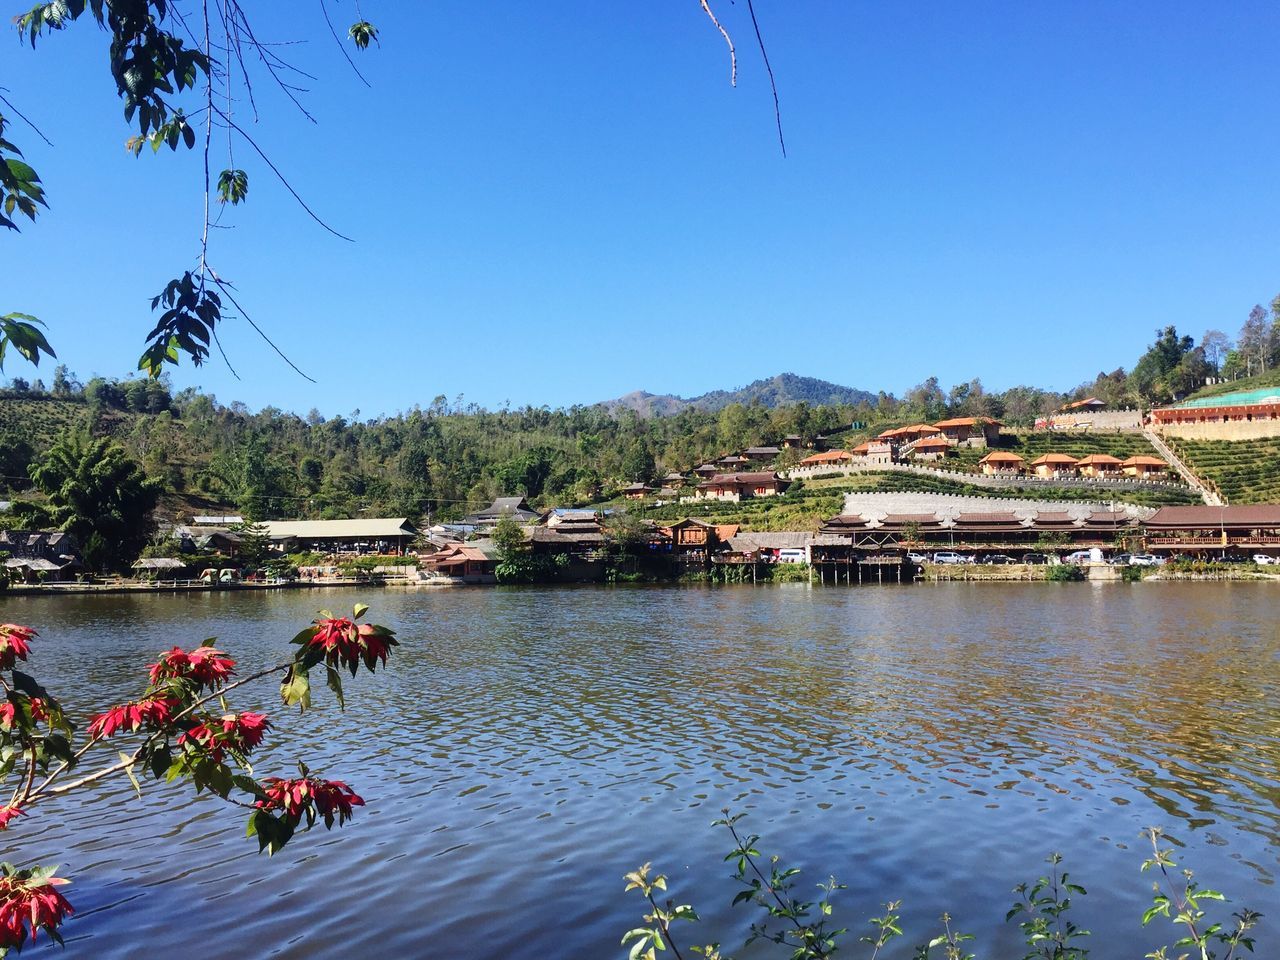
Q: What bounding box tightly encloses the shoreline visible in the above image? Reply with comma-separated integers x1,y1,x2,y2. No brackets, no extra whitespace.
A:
6,567,1280,597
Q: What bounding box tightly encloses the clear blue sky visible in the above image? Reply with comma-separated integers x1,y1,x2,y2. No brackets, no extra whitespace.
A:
5,2,1280,416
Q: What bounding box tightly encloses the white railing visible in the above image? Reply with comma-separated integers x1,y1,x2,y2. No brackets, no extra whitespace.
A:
785,459,1189,492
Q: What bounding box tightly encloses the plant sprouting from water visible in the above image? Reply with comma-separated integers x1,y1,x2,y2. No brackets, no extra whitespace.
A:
624,815,1261,960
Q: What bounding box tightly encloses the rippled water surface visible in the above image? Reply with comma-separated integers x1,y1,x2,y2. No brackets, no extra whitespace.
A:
2,583,1278,958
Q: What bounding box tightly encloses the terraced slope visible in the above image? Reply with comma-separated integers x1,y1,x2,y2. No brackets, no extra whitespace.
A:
642,471,1200,531
1165,437,1280,504
941,430,1167,474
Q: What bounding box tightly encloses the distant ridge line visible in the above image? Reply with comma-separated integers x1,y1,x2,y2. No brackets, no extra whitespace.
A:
598,372,876,417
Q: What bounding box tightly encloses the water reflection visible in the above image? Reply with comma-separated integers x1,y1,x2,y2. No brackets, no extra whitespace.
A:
1,583,1276,958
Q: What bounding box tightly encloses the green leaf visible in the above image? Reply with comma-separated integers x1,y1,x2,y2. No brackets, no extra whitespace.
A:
120,752,142,799
325,665,345,710
280,665,311,710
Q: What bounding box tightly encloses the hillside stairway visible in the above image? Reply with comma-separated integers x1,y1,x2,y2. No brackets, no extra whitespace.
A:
1142,429,1221,505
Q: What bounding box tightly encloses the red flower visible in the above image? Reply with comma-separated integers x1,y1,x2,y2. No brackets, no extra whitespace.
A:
26,698,48,725
256,776,364,828
0,702,13,730
0,806,23,830
0,625,35,671
230,712,270,750
0,871,72,951
178,711,270,761
87,697,179,739
147,646,235,688
309,617,396,674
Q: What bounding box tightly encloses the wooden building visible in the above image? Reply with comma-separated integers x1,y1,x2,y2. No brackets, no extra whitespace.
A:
696,472,791,501
422,545,496,583
910,437,951,461
262,518,417,555
932,416,1002,446
1076,454,1124,478
799,449,855,467
978,451,1026,475
621,482,655,500
1120,455,1168,479
657,519,740,563
1030,453,1078,478
1142,505,1280,557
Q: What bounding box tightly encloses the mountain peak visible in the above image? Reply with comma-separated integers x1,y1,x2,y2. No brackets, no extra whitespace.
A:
598,374,875,416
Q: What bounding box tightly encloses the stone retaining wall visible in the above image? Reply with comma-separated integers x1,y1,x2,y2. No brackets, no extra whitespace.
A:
1153,420,1280,441
786,459,1187,494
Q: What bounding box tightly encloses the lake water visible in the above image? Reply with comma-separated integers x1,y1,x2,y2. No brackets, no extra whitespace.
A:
2,583,1277,958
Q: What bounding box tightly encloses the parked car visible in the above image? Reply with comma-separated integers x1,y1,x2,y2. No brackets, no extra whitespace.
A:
1220,552,1249,564
1253,554,1278,566
906,552,929,564
1020,553,1049,565
1109,553,1133,566
981,554,1017,565
1064,550,1091,564
777,548,807,564
1129,554,1165,567
932,551,973,564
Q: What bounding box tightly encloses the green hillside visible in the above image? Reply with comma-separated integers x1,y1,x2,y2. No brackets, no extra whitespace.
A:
1180,370,1280,403
1166,437,1280,504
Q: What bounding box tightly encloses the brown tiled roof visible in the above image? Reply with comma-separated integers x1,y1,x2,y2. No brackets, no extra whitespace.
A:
933,416,1001,428
912,437,950,451
878,513,944,530
1076,454,1123,466
1083,510,1134,527
953,512,1025,526
1060,397,1105,411
1030,453,1079,466
1121,456,1167,467
1144,505,1280,529
820,514,870,531
800,449,854,465
979,451,1025,463
702,472,788,485
851,442,872,455
1032,512,1080,527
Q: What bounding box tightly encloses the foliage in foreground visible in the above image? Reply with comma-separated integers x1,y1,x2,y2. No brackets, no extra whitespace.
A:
624,815,1260,960
0,606,395,955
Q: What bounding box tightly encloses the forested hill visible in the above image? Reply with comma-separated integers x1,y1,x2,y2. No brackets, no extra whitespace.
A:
0,316,1273,524
0,386,886,524
600,373,878,417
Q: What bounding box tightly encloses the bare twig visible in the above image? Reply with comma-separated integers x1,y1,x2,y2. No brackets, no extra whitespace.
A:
699,0,737,86
0,90,55,147
319,0,371,87
207,269,317,383
213,105,353,242
744,0,786,156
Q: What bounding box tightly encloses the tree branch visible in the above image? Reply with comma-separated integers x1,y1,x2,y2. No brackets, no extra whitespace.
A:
698,0,737,86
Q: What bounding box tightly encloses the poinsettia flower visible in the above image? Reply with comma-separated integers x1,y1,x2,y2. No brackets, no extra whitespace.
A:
230,712,270,750
0,702,14,730
308,616,397,674
87,697,179,739
178,711,271,761
0,625,36,671
256,775,364,828
147,646,235,688
0,806,23,830
0,871,72,951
